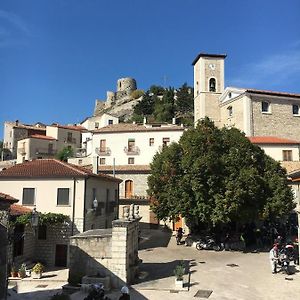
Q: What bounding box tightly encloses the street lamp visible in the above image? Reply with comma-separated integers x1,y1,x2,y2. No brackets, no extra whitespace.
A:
92,199,98,212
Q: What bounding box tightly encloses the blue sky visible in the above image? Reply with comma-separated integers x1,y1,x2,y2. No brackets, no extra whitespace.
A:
1,0,300,139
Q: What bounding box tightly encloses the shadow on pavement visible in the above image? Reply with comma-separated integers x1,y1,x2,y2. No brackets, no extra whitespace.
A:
134,259,191,284
139,227,172,250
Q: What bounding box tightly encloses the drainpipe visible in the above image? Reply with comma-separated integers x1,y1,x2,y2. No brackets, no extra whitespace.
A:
83,178,87,232
71,177,76,236
113,158,115,177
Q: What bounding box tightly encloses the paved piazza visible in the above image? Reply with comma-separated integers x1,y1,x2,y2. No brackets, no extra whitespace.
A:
7,228,300,300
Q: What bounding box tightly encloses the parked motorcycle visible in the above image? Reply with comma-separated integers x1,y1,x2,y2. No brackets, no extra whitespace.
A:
176,227,184,245
195,236,223,251
84,283,110,300
278,250,292,275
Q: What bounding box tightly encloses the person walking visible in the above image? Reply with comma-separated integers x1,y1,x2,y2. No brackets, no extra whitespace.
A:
269,244,279,274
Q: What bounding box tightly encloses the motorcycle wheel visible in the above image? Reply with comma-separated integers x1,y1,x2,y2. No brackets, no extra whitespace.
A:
213,245,221,251
196,243,203,250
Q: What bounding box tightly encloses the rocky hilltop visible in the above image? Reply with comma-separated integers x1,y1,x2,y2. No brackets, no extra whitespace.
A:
94,77,142,121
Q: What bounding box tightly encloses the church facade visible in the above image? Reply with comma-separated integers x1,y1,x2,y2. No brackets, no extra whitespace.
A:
193,53,300,140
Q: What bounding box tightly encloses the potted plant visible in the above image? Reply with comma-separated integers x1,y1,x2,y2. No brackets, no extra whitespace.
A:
10,264,18,277
18,263,26,279
174,261,185,289
32,262,44,279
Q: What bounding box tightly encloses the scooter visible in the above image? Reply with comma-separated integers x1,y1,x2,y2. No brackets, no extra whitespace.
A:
278,251,292,275
195,236,223,251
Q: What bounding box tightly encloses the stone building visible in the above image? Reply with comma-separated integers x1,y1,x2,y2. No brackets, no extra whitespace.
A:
193,53,300,140
93,77,142,121
0,159,121,267
0,192,18,300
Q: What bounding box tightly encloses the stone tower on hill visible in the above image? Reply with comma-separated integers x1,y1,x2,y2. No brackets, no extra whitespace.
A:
94,77,142,121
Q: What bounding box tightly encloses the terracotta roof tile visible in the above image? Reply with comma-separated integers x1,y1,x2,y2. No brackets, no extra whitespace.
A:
0,159,121,182
0,192,19,203
245,88,300,98
10,204,32,216
93,123,185,133
248,136,300,145
98,165,151,172
29,134,56,141
50,124,87,131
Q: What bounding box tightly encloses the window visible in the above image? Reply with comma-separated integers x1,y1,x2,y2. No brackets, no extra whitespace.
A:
78,159,83,165
282,150,293,161
38,225,47,240
95,122,99,129
67,132,73,143
57,188,70,205
227,106,233,117
128,157,134,164
22,188,35,205
149,138,154,146
125,180,133,198
100,158,106,165
128,139,135,152
108,119,113,125
261,101,270,113
100,139,106,152
293,104,299,115
162,137,170,147
209,78,216,92
228,92,232,99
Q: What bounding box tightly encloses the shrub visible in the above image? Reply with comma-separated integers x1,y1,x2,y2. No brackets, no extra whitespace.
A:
32,262,44,273
174,261,185,280
130,89,144,99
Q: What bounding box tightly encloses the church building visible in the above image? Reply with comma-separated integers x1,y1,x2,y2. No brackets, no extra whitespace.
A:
193,53,300,141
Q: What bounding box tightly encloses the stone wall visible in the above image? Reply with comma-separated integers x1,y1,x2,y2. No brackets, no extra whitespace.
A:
69,216,140,289
252,96,300,139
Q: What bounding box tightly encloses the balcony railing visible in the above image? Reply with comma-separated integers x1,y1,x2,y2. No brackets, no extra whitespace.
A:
75,148,87,158
65,138,77,144
35,148,57,155
124,146,140,155
17,148,26,155
95,147,111,156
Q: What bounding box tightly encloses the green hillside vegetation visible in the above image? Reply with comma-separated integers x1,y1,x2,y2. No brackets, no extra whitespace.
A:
129,83,194,125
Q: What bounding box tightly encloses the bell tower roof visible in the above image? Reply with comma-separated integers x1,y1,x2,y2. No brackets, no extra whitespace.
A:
192,53,227,65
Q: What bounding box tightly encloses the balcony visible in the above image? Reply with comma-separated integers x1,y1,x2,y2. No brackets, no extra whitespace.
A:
76,148,87,158
95,147,111,156
17,148,26,155
124,146,140,155
35,148,57,155
65,138,77,144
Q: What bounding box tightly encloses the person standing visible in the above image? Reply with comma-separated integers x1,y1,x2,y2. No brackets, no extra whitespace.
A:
269,244,279,274
119,286,130,300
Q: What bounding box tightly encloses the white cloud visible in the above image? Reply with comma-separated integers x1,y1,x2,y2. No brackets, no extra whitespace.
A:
228,47,300,90
0,10,31,48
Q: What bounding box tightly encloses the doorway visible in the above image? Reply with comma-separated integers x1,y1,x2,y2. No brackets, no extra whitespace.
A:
55,244,68,267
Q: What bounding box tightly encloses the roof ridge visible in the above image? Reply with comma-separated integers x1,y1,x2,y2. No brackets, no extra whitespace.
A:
54,159,88,176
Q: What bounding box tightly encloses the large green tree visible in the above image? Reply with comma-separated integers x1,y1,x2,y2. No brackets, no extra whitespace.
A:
148,118,295,227
56,146,74,162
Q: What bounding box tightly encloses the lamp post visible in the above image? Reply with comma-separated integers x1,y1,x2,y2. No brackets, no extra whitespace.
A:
93,199,98,211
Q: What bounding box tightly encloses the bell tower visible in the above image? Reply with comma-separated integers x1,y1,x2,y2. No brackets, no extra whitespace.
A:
192,53,226,127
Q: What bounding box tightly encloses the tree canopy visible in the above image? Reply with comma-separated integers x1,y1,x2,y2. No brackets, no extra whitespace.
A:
131,84,193,125
56,146,74,162
147,118,295,228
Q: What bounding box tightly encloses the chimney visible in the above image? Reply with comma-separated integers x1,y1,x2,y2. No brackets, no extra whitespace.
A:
172,117,176,125
133,121,136,124
15,120,19,126
143,117,147,125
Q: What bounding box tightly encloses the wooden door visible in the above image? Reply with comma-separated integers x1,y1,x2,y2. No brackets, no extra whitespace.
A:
125,180,133,198
55,244,68,267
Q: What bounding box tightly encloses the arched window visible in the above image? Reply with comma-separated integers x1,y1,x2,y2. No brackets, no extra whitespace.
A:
209,78,216,92
125,180,133,198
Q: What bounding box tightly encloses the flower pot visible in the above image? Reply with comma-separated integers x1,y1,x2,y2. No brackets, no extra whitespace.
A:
11,271,18,278
32,272,42,279
175,278,184,289
18,271,26,279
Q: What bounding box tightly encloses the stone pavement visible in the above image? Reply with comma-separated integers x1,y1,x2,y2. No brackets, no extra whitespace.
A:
7,229,300,299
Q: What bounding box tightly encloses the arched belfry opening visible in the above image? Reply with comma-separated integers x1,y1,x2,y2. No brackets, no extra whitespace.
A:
209,78,216,92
